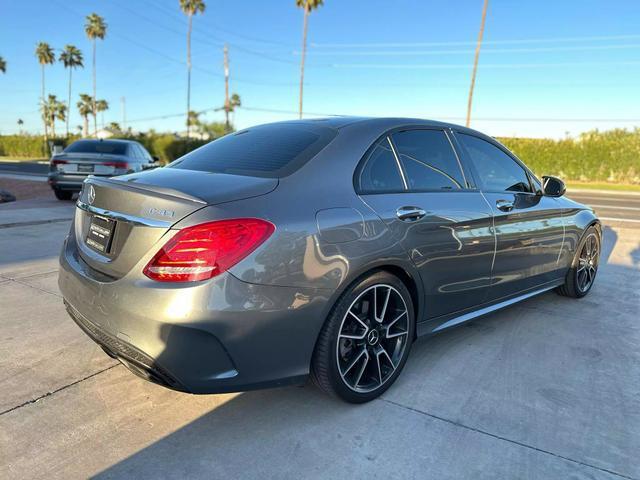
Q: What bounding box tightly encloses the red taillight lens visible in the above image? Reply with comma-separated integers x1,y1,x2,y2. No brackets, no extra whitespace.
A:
143,218,275,282
103,161,129,169
52,159,68,165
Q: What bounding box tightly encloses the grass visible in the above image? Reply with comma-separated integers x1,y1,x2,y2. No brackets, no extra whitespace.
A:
0,156,48,162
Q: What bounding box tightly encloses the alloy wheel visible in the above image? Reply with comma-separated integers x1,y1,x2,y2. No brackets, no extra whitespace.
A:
336,284,410,393
577,233,599,293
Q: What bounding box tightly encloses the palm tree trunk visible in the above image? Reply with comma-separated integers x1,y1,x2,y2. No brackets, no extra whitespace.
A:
186,14,192,139
92,40,97,136
83,115,89,137
298,6,309,119
66,69,72,138
466,0,489,128
41,65,48,144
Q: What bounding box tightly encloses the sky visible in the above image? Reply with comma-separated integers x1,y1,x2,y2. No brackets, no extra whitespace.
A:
1,0,640,139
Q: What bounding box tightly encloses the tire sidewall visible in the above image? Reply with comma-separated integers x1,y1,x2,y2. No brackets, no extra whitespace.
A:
571,226,601,298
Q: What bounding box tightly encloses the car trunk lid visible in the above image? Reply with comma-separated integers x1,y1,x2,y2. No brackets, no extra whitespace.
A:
74,168,278,279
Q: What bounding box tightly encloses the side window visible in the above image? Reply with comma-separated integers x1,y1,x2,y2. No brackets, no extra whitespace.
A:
138,144,152,161
457,133,532,193
128,145,140,159
358,138,405,193
391,130,465,191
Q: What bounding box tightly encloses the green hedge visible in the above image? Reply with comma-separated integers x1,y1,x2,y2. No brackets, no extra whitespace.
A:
498,128,640,184
2,129,639,184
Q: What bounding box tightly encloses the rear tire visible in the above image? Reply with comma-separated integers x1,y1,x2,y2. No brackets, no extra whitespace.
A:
556,226,600,298
311,271,415,403
54,189,73,201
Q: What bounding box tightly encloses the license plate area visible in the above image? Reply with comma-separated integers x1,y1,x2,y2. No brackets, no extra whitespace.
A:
86,215,116,254
78,164,94,173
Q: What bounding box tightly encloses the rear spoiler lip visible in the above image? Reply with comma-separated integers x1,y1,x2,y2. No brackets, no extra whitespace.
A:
84,176,208,205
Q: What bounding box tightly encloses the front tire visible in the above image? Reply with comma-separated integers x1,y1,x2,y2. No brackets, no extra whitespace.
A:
556,226,600,298
54,189,73,201
311,271,415,403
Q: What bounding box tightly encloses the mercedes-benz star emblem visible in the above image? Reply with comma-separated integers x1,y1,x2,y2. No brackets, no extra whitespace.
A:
87,185,96,205
367,329,380,346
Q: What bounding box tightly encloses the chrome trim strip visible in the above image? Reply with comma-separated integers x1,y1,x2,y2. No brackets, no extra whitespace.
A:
386,136,409,190
444,129,469,188
432,283,560,333
76,201,172,228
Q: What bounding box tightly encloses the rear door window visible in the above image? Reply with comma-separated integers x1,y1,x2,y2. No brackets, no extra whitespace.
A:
169,123,337,178
391,129,465,191
357,138,405,193
456,133,533,193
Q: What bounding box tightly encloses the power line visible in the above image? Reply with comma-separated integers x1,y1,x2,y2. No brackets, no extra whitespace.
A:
331,61,640,69
311,33,640,49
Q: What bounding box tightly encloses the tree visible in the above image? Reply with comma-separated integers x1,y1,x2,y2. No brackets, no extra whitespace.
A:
77,94,94,137
84,13,107,136
179,0,206,139
108,122,122,133
0,56,6,73
42,95,67,139
466,0,489,127
17,118,24,134
96,99,109,129
224,93,241,132
296,0,323,119
35,42,55,142
59,45,84,139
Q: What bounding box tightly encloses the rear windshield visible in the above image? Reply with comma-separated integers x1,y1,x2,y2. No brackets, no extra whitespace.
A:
65,140,128,155
169,123,337,178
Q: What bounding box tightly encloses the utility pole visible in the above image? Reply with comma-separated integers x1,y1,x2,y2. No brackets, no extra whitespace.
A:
466,0,489,128
121,96,126,132
223,44,230,132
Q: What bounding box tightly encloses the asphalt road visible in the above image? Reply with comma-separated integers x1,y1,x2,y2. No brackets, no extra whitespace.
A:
0,194,639,479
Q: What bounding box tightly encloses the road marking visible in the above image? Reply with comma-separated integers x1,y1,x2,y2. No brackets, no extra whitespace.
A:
600,216,640,223
588,204,640,211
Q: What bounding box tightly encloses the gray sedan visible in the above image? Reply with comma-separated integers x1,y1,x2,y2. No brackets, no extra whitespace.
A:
48,138,157,200
59,117,600,403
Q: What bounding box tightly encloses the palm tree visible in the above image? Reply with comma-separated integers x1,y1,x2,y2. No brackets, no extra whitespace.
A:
0,56,6,73
17,119,24,134
77,94,94,137
224,93,241,131
296,0,323,119
84,13,107,136
59,45,84,139
35,42,55,142
42,95,67,139
179,0,206,139
96,99,109,129
466,0,489,127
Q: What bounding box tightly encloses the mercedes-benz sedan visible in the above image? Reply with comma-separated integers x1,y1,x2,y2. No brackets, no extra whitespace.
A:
49,138,157,200
59,118,600,403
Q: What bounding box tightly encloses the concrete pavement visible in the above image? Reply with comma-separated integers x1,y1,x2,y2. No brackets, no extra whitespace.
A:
0,196,639,479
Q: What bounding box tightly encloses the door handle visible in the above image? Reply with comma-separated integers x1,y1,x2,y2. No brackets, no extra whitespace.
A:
396,206,426,222
496,199,515,212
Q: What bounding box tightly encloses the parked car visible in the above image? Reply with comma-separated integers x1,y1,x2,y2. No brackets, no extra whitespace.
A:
48,138,158,200
59,118,600,403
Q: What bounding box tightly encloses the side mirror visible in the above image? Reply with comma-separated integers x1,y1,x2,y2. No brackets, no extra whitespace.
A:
152,156,160,162
542,175,566,197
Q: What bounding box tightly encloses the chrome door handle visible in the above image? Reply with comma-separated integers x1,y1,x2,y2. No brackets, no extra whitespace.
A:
496,199,515,212
396,206,426,222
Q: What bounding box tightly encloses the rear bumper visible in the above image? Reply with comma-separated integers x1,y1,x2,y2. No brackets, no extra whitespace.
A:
58,232,331,394
48,172,115,191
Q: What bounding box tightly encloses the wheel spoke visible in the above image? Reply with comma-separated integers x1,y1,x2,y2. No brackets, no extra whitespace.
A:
379,344,396,371
347,311,369,334
377,287,391,323
375,350,383,385
343,347,367,376
353,350,370,387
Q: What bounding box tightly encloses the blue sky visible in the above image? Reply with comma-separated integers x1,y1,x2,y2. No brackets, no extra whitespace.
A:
1,0,639,138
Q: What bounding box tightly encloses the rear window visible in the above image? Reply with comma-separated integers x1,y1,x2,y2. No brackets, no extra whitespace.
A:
65,140,128,155
169,123,337,178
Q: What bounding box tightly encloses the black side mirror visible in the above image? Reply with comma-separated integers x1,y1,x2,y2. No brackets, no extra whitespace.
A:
542,175,566,197
152,156,160,162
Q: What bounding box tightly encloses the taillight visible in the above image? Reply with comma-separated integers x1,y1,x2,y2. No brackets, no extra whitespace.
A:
52,159,68,166
103,161,129,169
143,218,275,282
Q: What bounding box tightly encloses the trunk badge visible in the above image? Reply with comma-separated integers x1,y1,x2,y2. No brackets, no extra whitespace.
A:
87,185,96,205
